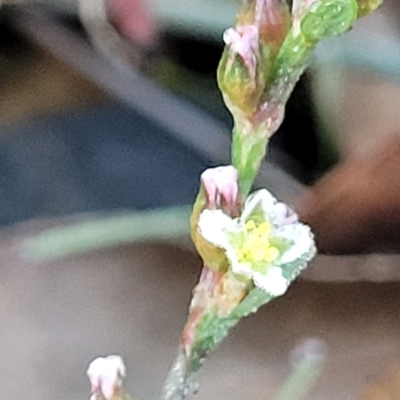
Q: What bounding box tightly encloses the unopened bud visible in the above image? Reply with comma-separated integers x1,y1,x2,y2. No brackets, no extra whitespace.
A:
259,0,292,51
191,166,241,271
218,0,292,118
201,166,239,215
218,26,265,116
87,355,126,400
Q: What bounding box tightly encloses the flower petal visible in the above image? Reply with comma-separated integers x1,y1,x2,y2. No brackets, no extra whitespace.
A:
198,209,239,248
242,189,276,221
276,223,315,264
253,267,289,296
271,202,299,227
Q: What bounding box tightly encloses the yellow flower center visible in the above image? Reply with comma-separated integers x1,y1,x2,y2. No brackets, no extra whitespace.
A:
235,220,280,266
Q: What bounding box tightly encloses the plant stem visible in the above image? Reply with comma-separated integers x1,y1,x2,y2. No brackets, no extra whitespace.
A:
159,346,202,400
231,123,270,196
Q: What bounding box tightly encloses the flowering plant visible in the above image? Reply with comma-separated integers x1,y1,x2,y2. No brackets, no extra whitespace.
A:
159,166,316,400
84,0,383,399
159,1,381,399
198,187,315,296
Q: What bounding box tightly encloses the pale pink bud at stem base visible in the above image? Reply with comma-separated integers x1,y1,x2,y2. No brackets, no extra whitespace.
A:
87,355,126,400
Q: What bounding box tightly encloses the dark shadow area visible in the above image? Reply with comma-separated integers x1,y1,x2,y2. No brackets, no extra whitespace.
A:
0,104,209,226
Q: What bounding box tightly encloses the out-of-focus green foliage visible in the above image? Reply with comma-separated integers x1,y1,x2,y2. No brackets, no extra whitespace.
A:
356,0,383,17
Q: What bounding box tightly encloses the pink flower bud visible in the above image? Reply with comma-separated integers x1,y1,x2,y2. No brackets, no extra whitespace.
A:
200,166,240,215
87,355,126,400
223,25,260,77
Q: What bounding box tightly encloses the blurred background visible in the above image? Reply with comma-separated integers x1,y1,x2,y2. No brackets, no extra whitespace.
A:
1,1,400,399
1,0,400,238
0,0,323,229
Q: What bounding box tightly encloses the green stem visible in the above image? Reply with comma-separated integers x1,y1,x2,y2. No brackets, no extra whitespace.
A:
160,346,200,400
231,123,270,196
231,287,273,319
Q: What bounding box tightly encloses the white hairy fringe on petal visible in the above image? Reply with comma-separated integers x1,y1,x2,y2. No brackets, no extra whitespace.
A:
277,223,315,264
253,267,289,296
242,189,299,227
271,201,298,227
198,209,239,248
242,189,315,264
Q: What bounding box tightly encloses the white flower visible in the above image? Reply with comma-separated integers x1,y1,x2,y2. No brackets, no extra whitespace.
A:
87,355,126,400
197,189,316,296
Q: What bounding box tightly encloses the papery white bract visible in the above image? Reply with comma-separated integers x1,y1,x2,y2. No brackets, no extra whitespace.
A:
198,189,316,296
